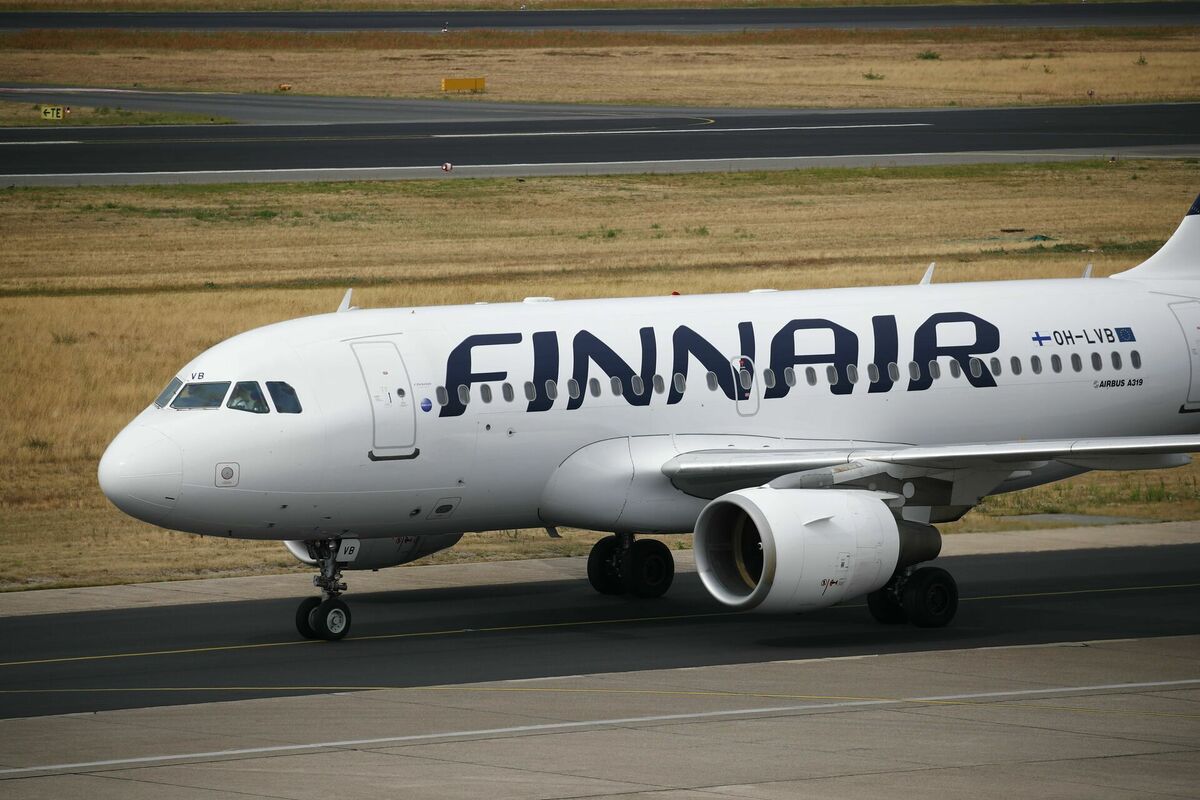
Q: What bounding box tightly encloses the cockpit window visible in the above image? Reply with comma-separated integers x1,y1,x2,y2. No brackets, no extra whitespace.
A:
154,377,183,408
171,382,231,409
266,381,302,414
227,381,270,414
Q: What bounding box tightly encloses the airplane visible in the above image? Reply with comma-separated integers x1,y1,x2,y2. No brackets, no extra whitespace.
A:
98,194,1200,641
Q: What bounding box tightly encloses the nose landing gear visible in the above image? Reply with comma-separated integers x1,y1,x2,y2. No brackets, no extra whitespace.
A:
296,539,354,641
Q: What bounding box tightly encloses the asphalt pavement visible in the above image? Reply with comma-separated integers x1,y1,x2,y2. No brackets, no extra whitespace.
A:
2,3,1196,32
1,544,1197,720
1,101,1197,184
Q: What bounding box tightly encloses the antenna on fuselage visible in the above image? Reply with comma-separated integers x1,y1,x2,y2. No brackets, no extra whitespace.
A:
337,288,355,313
919,262,936,285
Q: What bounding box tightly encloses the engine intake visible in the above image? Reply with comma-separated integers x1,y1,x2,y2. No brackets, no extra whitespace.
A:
694,488,939,613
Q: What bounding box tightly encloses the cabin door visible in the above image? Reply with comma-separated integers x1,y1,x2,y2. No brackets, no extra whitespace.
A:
730,355,761,417
351,340,419,460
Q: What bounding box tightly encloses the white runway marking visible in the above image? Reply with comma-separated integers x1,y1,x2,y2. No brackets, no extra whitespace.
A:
428,123,932,138
1,678,1196,778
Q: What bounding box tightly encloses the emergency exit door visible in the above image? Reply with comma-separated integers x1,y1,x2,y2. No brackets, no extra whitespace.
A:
351,341,418,458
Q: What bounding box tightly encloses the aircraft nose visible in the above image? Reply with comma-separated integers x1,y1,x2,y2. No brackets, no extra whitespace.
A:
98,425,183,522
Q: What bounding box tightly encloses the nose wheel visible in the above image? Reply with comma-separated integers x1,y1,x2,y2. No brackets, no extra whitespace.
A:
295,539,354,641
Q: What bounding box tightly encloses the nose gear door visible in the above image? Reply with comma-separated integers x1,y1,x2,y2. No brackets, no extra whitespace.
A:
351,341,419,460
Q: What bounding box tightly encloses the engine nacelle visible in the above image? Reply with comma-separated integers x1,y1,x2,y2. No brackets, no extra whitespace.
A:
694,488,939,613
284,534,463,571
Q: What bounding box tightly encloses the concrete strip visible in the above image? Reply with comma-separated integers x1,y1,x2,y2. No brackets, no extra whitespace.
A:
7,146,1200,187
0,637,1195,798
0,521,1197,618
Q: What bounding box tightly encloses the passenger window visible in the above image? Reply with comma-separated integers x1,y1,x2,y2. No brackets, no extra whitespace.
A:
589,378,602,397
480,384,493,403
545,380,558,400
949,360,962,379
1131,350,1142,369
171,382,231,409
928,360,941,380
523,381,536,402
436,386,449,407
706,371,719,391
866,363,879,384
969,358,983,379
908,362,920,382
805,366,817,386
1112,352,1123,370
989,357,1002,377
1070,353,1083,372
846,364,860,384
784,366,797,387
567,379,581,400
762,368,776,389
154,377,183,408
888,362,901,383
826,366,838,386
738,369,752,390
1091,352,1103,371
457,385,470,405
653,374,666,394
1010,356,1022,376
266,382,302,414
631,375,645,396
1031,355,1043,374
228,381,269,414
611,376,624,395
673,373,686,393
502,382,515,402
1051,354,1062,373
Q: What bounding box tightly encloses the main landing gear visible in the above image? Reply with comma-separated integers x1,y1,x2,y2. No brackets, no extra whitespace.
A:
867,565,959,628
296,539,352,641
587,533,675,598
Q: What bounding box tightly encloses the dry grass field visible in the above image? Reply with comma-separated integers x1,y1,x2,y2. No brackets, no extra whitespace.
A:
2,28,1195,107
3,158,1199,590
0,99,231,126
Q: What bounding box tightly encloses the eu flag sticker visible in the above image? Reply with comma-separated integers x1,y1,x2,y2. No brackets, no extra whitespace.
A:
1116,327,1136,342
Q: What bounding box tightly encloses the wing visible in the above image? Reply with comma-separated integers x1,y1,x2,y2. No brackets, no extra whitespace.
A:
662,434,1200,508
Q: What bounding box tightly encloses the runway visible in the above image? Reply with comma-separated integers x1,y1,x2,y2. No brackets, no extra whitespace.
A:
1,543,1197,721
2,3,1195,32
2,101,1198,185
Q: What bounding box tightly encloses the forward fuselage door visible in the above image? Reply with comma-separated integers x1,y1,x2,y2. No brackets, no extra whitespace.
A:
1169,302,1200,411
731,355,760,417
351,340,419,460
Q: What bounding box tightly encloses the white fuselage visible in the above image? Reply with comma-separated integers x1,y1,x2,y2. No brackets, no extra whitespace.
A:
98,276,1200,541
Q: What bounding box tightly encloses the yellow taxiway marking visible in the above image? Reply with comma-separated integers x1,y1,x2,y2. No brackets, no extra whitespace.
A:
1,581,1197,670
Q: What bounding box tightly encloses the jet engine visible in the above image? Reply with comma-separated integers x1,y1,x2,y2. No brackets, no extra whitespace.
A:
284,534,463,571
693,488,940,613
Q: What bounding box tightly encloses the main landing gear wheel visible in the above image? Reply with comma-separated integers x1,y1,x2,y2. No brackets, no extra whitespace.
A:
901,566,959,628
866,585,907,625
586,534,675,598
631,538,674,598
587,535,624,595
